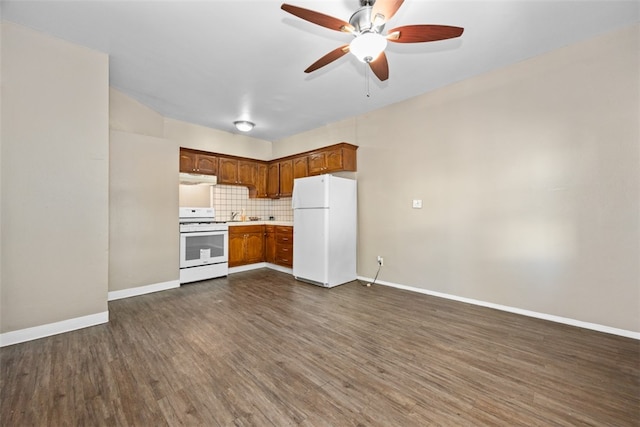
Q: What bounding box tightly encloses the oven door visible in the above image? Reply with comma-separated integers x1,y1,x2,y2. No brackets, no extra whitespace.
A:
180,230,228,268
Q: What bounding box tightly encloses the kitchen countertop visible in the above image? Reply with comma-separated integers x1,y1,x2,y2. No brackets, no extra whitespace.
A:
227,220,293,227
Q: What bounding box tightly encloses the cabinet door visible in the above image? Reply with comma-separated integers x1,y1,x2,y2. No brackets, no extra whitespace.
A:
324,148,344,172
180,150,218,175
238,160,256,185
279,160,294,197
218,158,238,184
196,154,218,175
293,156,308,179
180,151,197,172
255,163,268,198
228,232,246,267
307,152,327,175
267,163,280,198
245,231,265,264
265,225,276,263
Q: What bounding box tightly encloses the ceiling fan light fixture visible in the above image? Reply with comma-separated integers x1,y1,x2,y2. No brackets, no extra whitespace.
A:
234,120,255,132
349,32,387,63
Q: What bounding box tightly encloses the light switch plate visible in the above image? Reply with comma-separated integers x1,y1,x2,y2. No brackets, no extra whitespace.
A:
412,199,423,209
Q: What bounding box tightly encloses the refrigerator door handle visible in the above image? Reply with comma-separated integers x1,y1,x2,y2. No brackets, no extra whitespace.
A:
291,186,297,209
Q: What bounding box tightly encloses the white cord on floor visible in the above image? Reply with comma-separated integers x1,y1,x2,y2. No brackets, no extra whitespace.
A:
364,261,382,287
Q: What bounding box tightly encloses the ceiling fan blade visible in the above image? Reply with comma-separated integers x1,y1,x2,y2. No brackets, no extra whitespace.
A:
368,52,389,81
281,4,355,33
370,0,404,25
387,25,464,43
304,45,350,73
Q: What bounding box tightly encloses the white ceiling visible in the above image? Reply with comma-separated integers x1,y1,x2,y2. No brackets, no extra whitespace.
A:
2,1,638,141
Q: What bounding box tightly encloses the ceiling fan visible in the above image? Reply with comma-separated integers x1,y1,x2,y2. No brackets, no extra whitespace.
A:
281,0,464,81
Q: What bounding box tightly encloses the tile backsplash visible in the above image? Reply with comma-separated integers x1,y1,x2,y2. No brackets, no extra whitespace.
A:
187,184,293,222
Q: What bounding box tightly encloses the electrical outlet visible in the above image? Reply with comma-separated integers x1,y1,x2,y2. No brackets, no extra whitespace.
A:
377,256,384,266
412,199,423,209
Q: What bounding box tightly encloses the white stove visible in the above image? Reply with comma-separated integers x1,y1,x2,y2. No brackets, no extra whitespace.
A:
179,207,229,284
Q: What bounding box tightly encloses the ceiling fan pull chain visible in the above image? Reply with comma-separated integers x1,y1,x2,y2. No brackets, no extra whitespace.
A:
365,63,371,98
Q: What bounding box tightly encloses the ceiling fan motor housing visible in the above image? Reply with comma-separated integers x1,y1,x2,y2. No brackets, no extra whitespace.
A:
349,6,385,35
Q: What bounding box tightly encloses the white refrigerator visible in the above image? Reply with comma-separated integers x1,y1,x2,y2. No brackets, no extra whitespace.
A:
292,174,357,288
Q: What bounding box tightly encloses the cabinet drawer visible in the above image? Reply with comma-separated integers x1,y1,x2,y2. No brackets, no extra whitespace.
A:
229,225,264,235
276,233,292,244
276,256,293,267
275,244,293,267
276,243,292,256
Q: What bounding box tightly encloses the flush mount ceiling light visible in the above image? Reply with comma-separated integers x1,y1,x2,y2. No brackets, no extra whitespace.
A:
234,120,255,132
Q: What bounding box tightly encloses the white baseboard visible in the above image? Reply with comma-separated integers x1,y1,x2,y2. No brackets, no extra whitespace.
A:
228,263,293,275
0,311,109,347
357,276,640,340
265,263,293,274
229,263,267,274
108,280,180,301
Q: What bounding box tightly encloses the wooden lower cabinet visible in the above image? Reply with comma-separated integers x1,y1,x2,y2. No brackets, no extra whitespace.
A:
229,225,293,268
274,226,293,268
228,225,265,267
265,225,277,264
264,225,293,268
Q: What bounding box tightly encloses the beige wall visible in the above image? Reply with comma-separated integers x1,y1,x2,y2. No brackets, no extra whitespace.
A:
110,88,165,138
109,130,179,292
165,117,272,160
275,25,640,333
109,88,179,293
108,89,274,293
273,117,358,158
1,22,109,332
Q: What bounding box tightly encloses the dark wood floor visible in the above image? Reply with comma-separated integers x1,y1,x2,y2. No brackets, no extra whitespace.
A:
2,269,638,426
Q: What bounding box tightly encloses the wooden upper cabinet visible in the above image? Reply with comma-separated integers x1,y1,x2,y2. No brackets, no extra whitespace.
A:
180,151,197,172
237,160,256,185
308,143,357,175
196,155,218,174
255,163,268,198
181,143,356,199
279,160,294,197
180,149,218,175
267,163,280,198
307,152,327,175
218,157,238,184
218,157,260,188
293,156,308,179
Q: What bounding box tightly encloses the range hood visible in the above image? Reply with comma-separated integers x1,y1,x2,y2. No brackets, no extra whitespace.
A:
179,172,217,186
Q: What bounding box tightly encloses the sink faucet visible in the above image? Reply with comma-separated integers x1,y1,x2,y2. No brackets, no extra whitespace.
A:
230,211,239,221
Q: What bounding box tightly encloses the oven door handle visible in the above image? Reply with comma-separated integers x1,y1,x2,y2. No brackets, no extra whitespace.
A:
180,230,228,237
